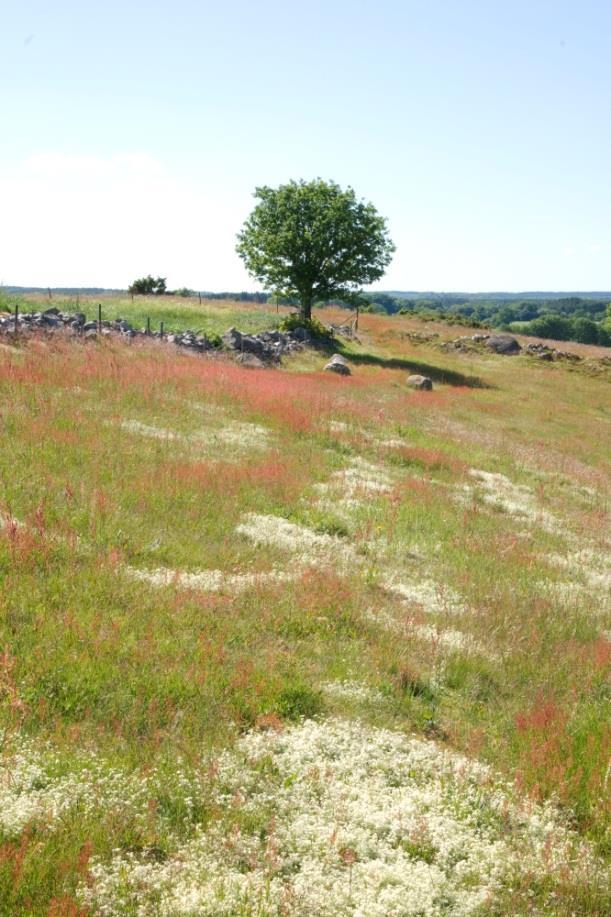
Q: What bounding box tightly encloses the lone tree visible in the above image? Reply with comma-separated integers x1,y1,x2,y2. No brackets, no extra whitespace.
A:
236,179,394,321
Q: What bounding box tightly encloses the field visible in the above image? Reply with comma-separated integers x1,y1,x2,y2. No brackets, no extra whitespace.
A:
0,298,609,914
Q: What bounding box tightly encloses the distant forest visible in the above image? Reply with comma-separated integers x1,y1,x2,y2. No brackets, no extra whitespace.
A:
359,292,611,346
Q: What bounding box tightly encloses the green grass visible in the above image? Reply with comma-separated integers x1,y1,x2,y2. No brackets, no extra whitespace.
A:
2,291,289,336
0,307,608,912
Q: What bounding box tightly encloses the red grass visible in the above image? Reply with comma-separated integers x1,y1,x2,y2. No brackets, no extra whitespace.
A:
390,444,469,474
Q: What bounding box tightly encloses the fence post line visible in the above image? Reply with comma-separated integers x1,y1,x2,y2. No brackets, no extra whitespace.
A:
14,302,19,333
98,303,102,332
146,316,151,336
160,320,164,337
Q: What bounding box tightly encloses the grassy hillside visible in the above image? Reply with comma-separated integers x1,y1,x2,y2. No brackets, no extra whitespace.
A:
0,305,609,914
1,291,289,337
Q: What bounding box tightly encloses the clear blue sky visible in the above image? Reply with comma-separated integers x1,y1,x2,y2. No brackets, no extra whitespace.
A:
2,0,610,291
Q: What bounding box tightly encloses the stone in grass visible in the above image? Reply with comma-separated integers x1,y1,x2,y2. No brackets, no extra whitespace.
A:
485,334,521,355
407,374,433,391
235,352,265,369
324,353,351,375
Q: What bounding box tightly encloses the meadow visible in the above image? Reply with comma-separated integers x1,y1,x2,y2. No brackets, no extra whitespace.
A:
0,298,609,914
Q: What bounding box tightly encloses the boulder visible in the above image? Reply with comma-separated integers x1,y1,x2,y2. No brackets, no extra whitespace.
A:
240,335,265,356
222,327,242,350
324,354,351,375
485,334,521,355
236,353,265,369
289,326,312,343
407,374,433,391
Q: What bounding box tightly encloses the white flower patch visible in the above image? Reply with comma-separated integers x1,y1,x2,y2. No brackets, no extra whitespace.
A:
119,419,271,453
311,458,394,526
383,577,467,616
377,437,408,449
537,548,611,615
236,513,358,568
321,681,385,704
339,457,394,494
314,458,393,500
121,419,179,440
413,624,494,659
205,421,270,451
182,400,228,418
82,718,601,916
328,420,351,434
0,740,152,838
124,565,296,593
458,469,560,534
364,608,492,659
546,548,611,594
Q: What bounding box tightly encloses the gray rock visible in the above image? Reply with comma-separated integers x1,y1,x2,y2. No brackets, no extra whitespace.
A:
407,374,433,390
324,357,351,375
290,326,311,343
222,327,242,349
240,335,265,356
485,334,521,355
236,353,265,368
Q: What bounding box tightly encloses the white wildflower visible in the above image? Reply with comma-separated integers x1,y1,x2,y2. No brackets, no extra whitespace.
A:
123,565,296,593
82,718,601,916
383,578,467,616
236,513,358,567
458,469,560,534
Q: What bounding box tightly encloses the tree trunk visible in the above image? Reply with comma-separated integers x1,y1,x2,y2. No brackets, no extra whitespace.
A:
300,295,313,321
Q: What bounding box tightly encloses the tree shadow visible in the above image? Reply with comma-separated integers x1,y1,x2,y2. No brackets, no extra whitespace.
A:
340,349,492,389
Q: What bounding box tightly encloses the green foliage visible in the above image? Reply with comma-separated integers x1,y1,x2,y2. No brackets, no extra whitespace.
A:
174,287,194,298
356,292,610,346
129,275,167,296
236,179,394,320
278,313,334,343
275,685,323,722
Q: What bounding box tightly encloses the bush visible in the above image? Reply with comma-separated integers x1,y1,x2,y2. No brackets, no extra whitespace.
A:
279,314,334,343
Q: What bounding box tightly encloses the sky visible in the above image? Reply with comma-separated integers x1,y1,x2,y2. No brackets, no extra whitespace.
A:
1,0,610,292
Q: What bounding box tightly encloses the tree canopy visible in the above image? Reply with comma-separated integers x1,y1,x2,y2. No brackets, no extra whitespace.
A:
236,179,395,320
128,275,167,296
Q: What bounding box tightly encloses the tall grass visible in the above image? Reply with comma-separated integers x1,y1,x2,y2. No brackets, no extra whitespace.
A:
0,312,608,912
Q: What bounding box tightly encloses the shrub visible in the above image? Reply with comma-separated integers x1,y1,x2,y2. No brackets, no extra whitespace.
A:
279,314,335,343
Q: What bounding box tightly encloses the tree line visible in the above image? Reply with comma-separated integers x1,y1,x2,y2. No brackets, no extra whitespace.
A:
360,293,611,346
